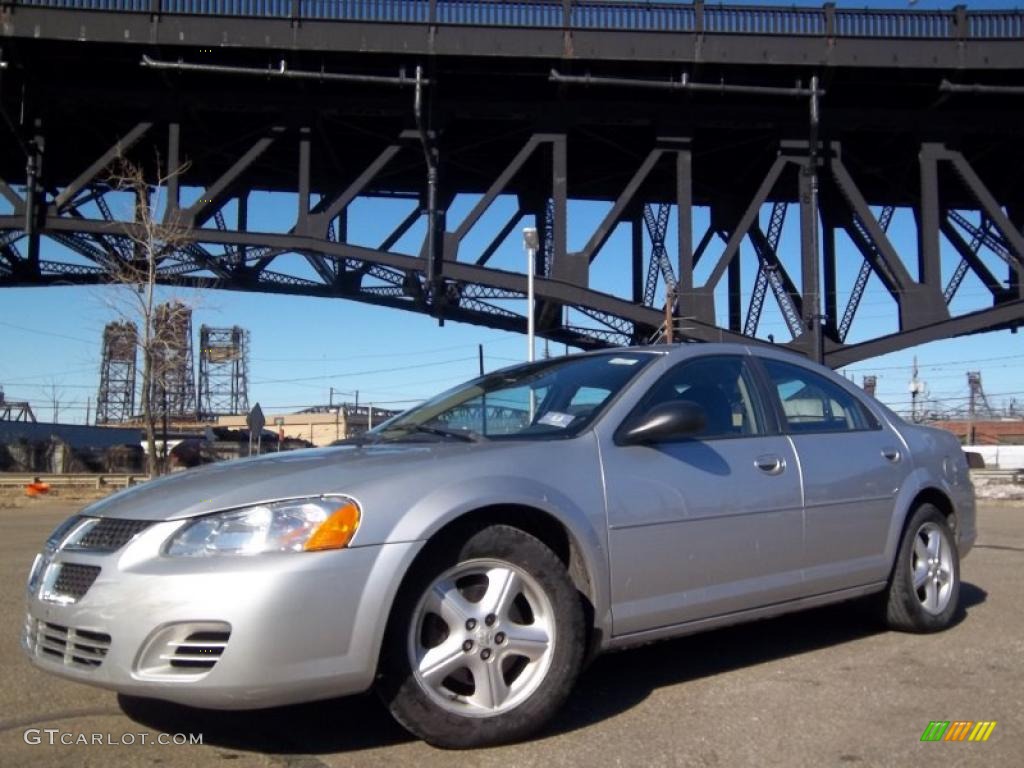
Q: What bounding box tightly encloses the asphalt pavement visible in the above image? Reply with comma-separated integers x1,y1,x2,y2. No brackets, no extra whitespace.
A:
1,500,1021,767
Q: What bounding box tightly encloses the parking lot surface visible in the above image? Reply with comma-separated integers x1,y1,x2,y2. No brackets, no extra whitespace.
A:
1,500,1021,767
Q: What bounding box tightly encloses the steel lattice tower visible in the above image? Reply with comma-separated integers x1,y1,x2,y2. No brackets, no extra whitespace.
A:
198,325,250,419
152,301,197,420
95,321,137,424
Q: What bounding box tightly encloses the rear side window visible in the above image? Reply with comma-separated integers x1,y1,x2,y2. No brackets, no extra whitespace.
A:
760,358,878,433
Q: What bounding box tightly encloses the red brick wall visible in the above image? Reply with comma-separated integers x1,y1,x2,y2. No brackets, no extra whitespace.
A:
926,420,1024,445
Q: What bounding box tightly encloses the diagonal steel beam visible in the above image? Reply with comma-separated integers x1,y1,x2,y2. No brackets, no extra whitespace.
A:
704,156,789,290
748,223,804,338
476,207,523,267
379,205,423,253
0,177,24,213
744,202,788,336
830,158,914,291
942,149,1024,270
54,122,152,212
837,204,894,342
307,144,403,237
947,209,1020,271
642,203,675,307
453,136,542,243
580,149,664,264
941,215,1006,301
184,127,284,227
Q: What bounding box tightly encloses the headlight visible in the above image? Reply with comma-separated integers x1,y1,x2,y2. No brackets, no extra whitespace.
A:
164,497,360,557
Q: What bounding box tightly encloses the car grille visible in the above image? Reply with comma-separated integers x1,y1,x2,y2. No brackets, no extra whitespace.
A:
51,564,101,601
169,630,231,671
25,617,111,669
67,518,152,552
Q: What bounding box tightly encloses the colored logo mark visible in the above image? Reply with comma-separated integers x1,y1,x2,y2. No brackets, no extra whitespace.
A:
921,721,997,742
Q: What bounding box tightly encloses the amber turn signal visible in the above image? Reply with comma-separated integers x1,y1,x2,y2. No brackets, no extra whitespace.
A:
304,502,361,551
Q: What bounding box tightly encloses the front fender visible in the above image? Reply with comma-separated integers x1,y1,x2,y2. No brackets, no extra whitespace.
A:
883,467,973,574
390,474,612,645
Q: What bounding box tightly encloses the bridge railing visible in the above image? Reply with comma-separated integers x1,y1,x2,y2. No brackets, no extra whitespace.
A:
8,0,1024,39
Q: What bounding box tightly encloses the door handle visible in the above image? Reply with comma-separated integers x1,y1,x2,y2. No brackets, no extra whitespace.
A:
882,448,901,463
754,455,786,475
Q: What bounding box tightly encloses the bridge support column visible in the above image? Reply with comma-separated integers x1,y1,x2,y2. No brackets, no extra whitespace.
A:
24,120,44,273
165,122,181,222
799,154,822,363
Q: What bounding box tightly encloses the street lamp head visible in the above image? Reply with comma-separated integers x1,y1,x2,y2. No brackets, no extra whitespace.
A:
522,227,539,251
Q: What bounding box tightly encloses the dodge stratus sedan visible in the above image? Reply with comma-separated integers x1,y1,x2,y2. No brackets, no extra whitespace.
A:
25,343,975,747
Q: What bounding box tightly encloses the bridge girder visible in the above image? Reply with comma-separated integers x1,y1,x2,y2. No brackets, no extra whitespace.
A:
1,6,1023,366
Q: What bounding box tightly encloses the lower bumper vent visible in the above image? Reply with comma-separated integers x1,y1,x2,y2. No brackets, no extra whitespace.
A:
170,630,231,670
25,617,111,669
136,621,232,678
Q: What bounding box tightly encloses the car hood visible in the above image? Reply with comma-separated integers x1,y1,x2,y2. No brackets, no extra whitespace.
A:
80,442,488,522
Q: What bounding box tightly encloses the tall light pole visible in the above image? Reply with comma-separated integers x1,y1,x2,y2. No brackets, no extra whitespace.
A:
522,227,539,363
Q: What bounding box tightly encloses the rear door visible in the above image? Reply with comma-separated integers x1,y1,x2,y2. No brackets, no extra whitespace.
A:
755,356,910,592
602,354,806,636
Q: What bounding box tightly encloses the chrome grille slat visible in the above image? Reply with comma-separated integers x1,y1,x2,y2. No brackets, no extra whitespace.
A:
169,630,230,670
137,623,230,676
69,644,107,658
28,619,111,670
161,653,222,662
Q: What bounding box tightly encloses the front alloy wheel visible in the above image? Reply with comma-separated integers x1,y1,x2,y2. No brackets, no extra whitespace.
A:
910,521,955,615
378,524,584,748
883,503,960,632
410,559,555,716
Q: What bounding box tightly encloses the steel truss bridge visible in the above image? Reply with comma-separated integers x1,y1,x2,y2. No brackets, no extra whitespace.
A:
1,1,1024,366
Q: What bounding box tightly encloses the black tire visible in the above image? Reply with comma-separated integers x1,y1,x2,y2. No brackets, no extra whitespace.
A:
376,524,585,748
883,503,960,632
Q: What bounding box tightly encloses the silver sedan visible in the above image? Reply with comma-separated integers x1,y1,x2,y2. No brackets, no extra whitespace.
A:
24,343,976,747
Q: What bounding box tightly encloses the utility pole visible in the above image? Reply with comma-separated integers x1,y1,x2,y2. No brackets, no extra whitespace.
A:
478,343,484,376
664,287,676,344
523,227,539,363
966,371,993,444
909,357,924,423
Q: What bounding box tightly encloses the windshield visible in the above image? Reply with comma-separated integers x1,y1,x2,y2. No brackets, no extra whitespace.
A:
368,352,655,442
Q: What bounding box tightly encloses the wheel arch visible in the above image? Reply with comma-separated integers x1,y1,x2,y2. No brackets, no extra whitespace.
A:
908,486,958,535
377,503,603,673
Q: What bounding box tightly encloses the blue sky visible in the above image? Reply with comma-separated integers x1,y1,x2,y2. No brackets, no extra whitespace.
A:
2,0,1022,424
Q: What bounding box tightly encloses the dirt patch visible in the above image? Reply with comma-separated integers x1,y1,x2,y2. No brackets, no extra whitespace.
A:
0,486,115,509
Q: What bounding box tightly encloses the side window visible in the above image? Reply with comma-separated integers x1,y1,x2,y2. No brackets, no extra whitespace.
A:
636,356,764,440
760,358,877,433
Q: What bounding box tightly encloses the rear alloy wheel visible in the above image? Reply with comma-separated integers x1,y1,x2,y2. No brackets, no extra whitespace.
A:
378,524,584,748
883,503,960,632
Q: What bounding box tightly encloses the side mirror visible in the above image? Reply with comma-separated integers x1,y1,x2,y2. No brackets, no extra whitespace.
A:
617,400,707,445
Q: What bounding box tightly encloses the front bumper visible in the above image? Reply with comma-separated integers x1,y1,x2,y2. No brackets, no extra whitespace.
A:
23,520,422,709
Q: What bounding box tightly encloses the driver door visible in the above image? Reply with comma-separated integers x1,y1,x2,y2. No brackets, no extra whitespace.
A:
602,354,806,636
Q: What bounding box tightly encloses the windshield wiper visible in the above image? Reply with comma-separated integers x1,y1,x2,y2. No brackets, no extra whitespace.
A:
395,424,485,442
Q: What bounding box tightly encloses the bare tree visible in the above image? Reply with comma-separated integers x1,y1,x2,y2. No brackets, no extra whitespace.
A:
102,154,194,476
